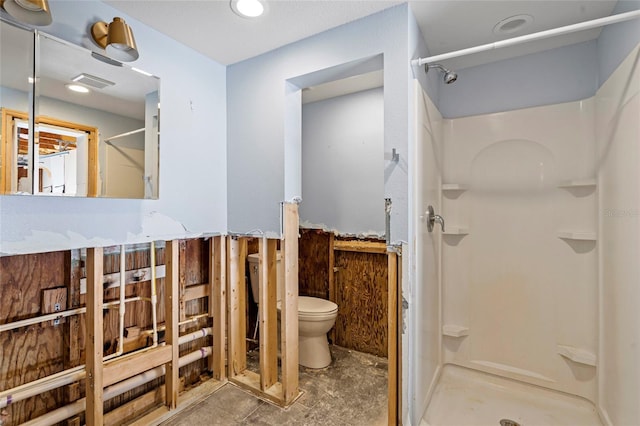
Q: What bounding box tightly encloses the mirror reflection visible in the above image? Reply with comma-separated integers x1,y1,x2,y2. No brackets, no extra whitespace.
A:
0,19,160,199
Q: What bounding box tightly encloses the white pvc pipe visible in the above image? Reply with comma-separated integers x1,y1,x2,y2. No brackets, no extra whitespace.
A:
0,368,86,409
150,241,159,347
179,313,209,326
22,347,213,426
0,307,86,333
178,327,212,346
412,9,640,66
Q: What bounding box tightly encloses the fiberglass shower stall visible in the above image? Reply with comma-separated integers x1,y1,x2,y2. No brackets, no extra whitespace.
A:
410,13,640,426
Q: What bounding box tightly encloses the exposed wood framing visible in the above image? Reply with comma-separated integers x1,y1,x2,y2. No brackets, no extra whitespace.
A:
328,233,336,343
165,240,180,409
333,239,387,254
185,283,209,301
282,203,300,404
103,346,171,387
79,264,167,293
259,238,278,391
178,241,188,321
104,385,165,426
387,250,399,426
86,247,104,425
227,237,248,377
210,236,227,380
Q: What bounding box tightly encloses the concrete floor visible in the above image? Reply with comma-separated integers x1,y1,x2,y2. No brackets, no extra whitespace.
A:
161,345,388,425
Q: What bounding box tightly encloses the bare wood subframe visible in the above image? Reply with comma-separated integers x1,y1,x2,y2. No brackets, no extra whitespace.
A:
165,240,180,409
210,236,227,380
86,247,104,425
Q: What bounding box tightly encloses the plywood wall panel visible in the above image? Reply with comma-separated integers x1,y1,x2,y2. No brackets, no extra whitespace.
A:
335,251,388,357
0,251,68,425
298,229,330,299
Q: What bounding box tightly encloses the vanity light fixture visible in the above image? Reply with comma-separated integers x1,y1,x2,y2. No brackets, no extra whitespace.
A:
230,0,266,18
0,0,52,26
91,17,139,62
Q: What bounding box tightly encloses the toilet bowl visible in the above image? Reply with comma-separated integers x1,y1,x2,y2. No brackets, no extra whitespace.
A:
247,252,338,369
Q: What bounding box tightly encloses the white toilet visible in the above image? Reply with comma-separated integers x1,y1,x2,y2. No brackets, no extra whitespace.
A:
247,252,338,369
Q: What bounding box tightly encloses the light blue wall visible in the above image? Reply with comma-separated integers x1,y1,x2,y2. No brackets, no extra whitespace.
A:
227,5,410,242
598,0,640,85
0,0,227,255
428,1,640,120
300,88,384,234
438,40,599,118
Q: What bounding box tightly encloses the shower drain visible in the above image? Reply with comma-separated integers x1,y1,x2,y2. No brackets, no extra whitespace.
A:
499,420,521,426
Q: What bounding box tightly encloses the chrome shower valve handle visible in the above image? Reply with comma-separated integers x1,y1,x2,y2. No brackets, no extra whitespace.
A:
426,205,445,233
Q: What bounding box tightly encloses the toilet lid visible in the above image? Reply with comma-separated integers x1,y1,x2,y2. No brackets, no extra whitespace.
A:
277,296,338,314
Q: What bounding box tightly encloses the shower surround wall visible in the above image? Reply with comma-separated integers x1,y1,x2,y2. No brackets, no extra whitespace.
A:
597,43,640,426
416,39,640,424
441,98,598,401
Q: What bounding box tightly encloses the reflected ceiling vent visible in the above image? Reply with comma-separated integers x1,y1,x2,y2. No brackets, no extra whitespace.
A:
71,73,115,89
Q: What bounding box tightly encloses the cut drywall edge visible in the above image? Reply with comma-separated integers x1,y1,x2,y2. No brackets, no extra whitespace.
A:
0,212,207,256
299,219,385,240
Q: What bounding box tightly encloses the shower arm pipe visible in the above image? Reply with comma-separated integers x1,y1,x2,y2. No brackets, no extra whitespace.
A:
412,9,640,67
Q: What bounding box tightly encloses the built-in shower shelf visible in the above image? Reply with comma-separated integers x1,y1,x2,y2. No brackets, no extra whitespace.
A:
557,179,597,189
557,345,596,366
442,325,469,337
443,227,469,236
557,231,596,241
442,183,469,192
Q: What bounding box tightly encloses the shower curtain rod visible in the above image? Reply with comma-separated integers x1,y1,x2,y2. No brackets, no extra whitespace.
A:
104,127,144,143
412,9,640,67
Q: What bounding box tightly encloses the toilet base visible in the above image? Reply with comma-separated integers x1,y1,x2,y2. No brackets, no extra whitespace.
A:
299,334,332,369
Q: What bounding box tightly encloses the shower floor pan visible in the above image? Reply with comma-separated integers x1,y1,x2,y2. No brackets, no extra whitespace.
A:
421,364,602,426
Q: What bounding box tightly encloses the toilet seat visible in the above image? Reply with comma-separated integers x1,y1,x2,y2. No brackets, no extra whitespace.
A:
277,296,338,319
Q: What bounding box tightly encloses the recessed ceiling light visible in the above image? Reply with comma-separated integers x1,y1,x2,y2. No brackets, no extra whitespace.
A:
230,0,266,18
66,84,90,94
493,14,534,36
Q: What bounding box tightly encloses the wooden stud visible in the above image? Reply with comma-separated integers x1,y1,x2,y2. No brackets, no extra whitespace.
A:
328,232,336,343
165,240,180,409
282,203,299,404
210,236,227,379
387,251,399,426
85,247,104,426
397,250,403,425
259,237,278,390
228,237,247,377
178,240,187,321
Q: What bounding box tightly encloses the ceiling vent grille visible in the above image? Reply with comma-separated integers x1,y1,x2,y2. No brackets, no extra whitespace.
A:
71,73,115,89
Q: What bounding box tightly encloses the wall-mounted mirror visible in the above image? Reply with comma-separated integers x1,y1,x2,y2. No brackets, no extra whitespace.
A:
0,19,160,199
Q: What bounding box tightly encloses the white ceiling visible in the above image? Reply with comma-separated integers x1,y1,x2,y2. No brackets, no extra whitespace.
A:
106,0,619,69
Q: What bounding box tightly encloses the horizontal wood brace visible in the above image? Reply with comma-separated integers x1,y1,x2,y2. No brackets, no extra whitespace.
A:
103,345,172,387
184,283,210,301
333,240,387,254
